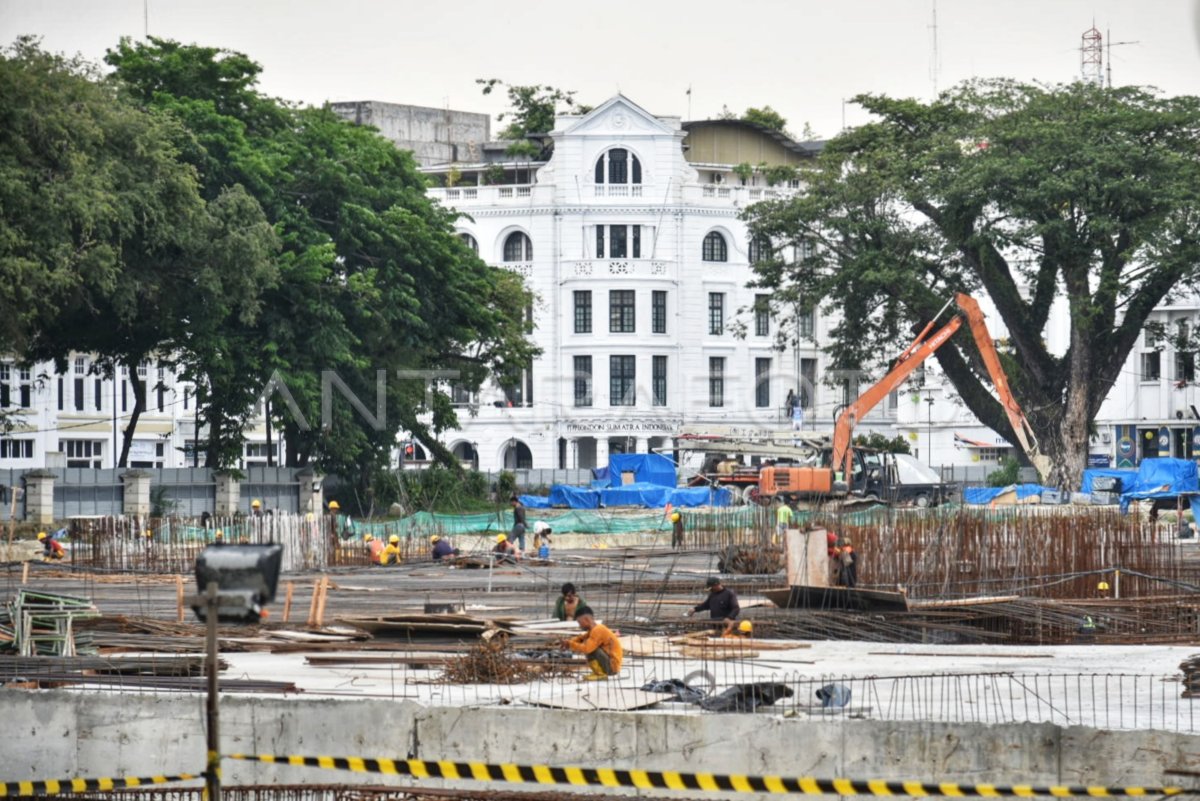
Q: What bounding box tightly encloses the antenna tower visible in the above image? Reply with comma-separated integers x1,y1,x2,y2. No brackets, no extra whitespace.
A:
929,0,940,95
1080,26,1103,86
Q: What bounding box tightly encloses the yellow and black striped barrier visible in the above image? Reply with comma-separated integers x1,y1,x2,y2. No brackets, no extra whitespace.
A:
0,771,200,797
224,754,1189,797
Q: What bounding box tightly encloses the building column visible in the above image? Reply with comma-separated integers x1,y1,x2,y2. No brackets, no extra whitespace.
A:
297,468,324,516
597,437,610,468
215,472,240,516
22,469,55,525
121,470,152,516
634,437,648,454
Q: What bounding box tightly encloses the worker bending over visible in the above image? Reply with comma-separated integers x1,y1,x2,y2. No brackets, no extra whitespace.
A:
37,531,65,561
430,534,459,560
554,582,587,621
494,534,519,564
364,533,384,563
563,606,622,681
379,534,402,566
686,576,740,636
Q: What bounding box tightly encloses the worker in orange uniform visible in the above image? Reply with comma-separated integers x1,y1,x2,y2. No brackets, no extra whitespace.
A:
364,533,385,563
379,534,402,566
37,531,65,560
563,606,622,680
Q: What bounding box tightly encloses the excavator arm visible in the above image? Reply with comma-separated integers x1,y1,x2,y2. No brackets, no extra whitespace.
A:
831,293,1048,484
831,314,964,481
953,293,1049,480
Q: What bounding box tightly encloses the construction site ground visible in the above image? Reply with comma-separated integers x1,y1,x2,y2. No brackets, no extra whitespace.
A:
5,540,1200,733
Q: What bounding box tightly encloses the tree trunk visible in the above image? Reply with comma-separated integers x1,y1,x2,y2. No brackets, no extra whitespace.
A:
117,358,147,468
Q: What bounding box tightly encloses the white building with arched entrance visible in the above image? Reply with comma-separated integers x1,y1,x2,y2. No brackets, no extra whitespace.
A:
421,95,875,473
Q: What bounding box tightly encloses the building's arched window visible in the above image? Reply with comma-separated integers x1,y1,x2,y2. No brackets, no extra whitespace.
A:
460,233,478,253
594,148,642,184
503,231,533,262
702,231,728,262
503,440,534,470
748,236,772,264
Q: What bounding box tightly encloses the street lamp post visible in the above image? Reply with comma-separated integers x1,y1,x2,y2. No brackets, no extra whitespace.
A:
925,393,936,467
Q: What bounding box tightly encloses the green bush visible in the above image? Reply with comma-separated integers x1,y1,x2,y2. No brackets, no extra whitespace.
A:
398,467,492,513
986,457,1021,487
496,470,518,500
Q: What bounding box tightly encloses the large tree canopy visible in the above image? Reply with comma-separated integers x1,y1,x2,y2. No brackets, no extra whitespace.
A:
107,39,536,498
745,79,1200,487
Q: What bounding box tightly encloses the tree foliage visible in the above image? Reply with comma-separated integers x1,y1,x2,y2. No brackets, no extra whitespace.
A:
853,432,911,454
476,78,587,139
742,105,789,133
0,38,277,464
104,41,537,488
745,80,1200,487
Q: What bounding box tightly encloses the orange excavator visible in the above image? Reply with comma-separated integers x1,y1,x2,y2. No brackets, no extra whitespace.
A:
759,293,1048,502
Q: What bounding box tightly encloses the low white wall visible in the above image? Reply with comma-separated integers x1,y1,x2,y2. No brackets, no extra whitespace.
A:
2,691,1198,795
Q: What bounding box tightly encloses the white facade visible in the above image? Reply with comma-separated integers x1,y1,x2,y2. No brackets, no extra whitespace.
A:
425,95,891,472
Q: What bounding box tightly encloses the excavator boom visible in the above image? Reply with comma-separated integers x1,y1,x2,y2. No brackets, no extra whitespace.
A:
831,293,1047,484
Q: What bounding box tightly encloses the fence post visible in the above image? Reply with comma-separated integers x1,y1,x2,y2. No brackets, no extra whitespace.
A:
215,472,240,516
121,470,153,516
22,469,55,525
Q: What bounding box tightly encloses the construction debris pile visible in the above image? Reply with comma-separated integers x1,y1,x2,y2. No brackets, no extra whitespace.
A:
441,639,575,684
1180,654,1200,698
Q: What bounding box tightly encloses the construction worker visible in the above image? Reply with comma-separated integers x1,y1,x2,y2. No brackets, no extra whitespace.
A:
328,500,341,513
213,529,225,544
250,498,263,517
836,537,858,588
493,533,519,564
37,531,65,561
775,497,794,538
671,511,684,549
554,582,587,621
532,521,553,553
686,577,741,636
731,620,754,638
379,534,402,566
509,496,527,551
562,605,622,680
364,533,384,562
430,534,459,560
1097,580,1111,599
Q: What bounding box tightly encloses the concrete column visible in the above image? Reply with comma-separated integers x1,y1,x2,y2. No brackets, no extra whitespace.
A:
296,469,324,516
121,470,152,516
215,472,240,516
785,527,829,587
596,437,610,468
22,469,55,525
634,437,648,454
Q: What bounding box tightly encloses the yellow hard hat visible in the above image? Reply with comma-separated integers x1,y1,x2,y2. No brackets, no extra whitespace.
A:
36,532,46,540
389,535,400,544
670,512,681,522
251,498,261,508
143,530,153,538
364,533,373,542
214,529,224,538
1097,581,1110,591
431,535,441,543
328,500,340,510
738,620,753,634
497,534,507,543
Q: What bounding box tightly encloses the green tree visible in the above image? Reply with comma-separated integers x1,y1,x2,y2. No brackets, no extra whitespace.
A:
742,105,789,133
853,432,911,455
0,39,276,465
110,41,537,488
745,80,1200,488
476,78,586,139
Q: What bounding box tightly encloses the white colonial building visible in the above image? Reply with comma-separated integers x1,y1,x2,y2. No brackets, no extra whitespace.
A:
420,94,890,472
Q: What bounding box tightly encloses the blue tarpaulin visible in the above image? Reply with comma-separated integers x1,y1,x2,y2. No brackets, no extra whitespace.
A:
520,495,552,509
669,486,732,507
1119,458,1199,511
596,453,678,488
1080,468,1135,494
549,484,601,509
963,484,1050,505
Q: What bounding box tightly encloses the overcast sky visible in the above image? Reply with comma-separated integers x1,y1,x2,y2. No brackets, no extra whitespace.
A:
3,0,1200,138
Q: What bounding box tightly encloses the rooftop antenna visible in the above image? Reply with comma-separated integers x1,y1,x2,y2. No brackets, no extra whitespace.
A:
1081,24,1103,86
928,0,940,96
1104,27,1140,87
143,0,149,38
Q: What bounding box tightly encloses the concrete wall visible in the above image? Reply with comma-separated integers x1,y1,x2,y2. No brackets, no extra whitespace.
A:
330,101,490,167
4,691,1199,795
